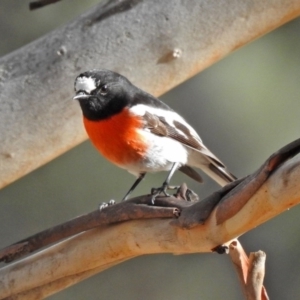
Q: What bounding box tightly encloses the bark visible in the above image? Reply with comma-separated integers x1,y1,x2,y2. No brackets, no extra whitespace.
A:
2,136,299,264
0,153,300,299
229,241,269,300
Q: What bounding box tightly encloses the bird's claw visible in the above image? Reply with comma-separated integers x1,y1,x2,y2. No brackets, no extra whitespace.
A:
99,199,116,211
150,184,179,204
150,187,169,197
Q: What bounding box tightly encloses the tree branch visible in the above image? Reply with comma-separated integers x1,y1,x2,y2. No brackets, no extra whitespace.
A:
0,139,300,298
229,240,269,300
2,137,299,264
0,0,299,189
0,197,181,263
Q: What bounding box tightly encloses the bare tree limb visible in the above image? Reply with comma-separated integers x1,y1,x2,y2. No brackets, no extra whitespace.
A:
229,240,251,297
0,143,299,298
229,241,269,300
0,0,299,189
0,197,181,263
246,251,267,300
1,137,299,265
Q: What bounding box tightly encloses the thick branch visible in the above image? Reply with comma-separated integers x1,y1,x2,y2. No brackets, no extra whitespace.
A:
0,153,300,299
1,0,299,189
2,136,299,263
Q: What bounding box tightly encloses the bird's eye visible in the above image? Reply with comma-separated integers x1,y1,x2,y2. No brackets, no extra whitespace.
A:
99,85,108,95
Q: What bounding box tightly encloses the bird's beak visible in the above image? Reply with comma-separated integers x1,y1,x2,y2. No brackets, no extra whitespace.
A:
73,93,90,101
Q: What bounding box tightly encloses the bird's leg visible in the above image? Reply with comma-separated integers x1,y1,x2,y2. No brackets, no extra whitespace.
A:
122,173,146,201
151,162,180,204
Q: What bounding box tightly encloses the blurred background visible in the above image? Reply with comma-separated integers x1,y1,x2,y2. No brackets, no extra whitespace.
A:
0,1,300,299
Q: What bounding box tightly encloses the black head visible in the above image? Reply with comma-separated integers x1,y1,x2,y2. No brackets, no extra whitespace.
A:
74,69,171,120
73,69,135,121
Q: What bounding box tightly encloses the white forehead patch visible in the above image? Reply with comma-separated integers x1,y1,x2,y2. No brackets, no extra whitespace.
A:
75,76,97,94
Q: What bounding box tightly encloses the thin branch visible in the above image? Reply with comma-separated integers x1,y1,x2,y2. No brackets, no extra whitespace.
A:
228,240,250,295
229,241,269,300
246,251,268,300
0,184,196,263
0,200,179,263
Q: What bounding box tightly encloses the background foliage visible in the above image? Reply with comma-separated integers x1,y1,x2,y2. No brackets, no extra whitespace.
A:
0,1,300,299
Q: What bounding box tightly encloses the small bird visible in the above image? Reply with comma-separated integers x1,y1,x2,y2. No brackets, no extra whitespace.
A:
73,69,236,202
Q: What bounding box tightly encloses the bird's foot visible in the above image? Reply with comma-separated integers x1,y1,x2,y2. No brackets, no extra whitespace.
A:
150,183,179,204
99,199,116,211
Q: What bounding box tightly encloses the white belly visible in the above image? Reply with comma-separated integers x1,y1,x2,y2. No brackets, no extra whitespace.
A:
125,130,189,176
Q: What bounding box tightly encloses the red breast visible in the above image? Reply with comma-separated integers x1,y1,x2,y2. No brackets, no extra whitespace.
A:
83,108,148,167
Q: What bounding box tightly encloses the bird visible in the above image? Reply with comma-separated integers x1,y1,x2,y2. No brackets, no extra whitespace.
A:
73,69,236,203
